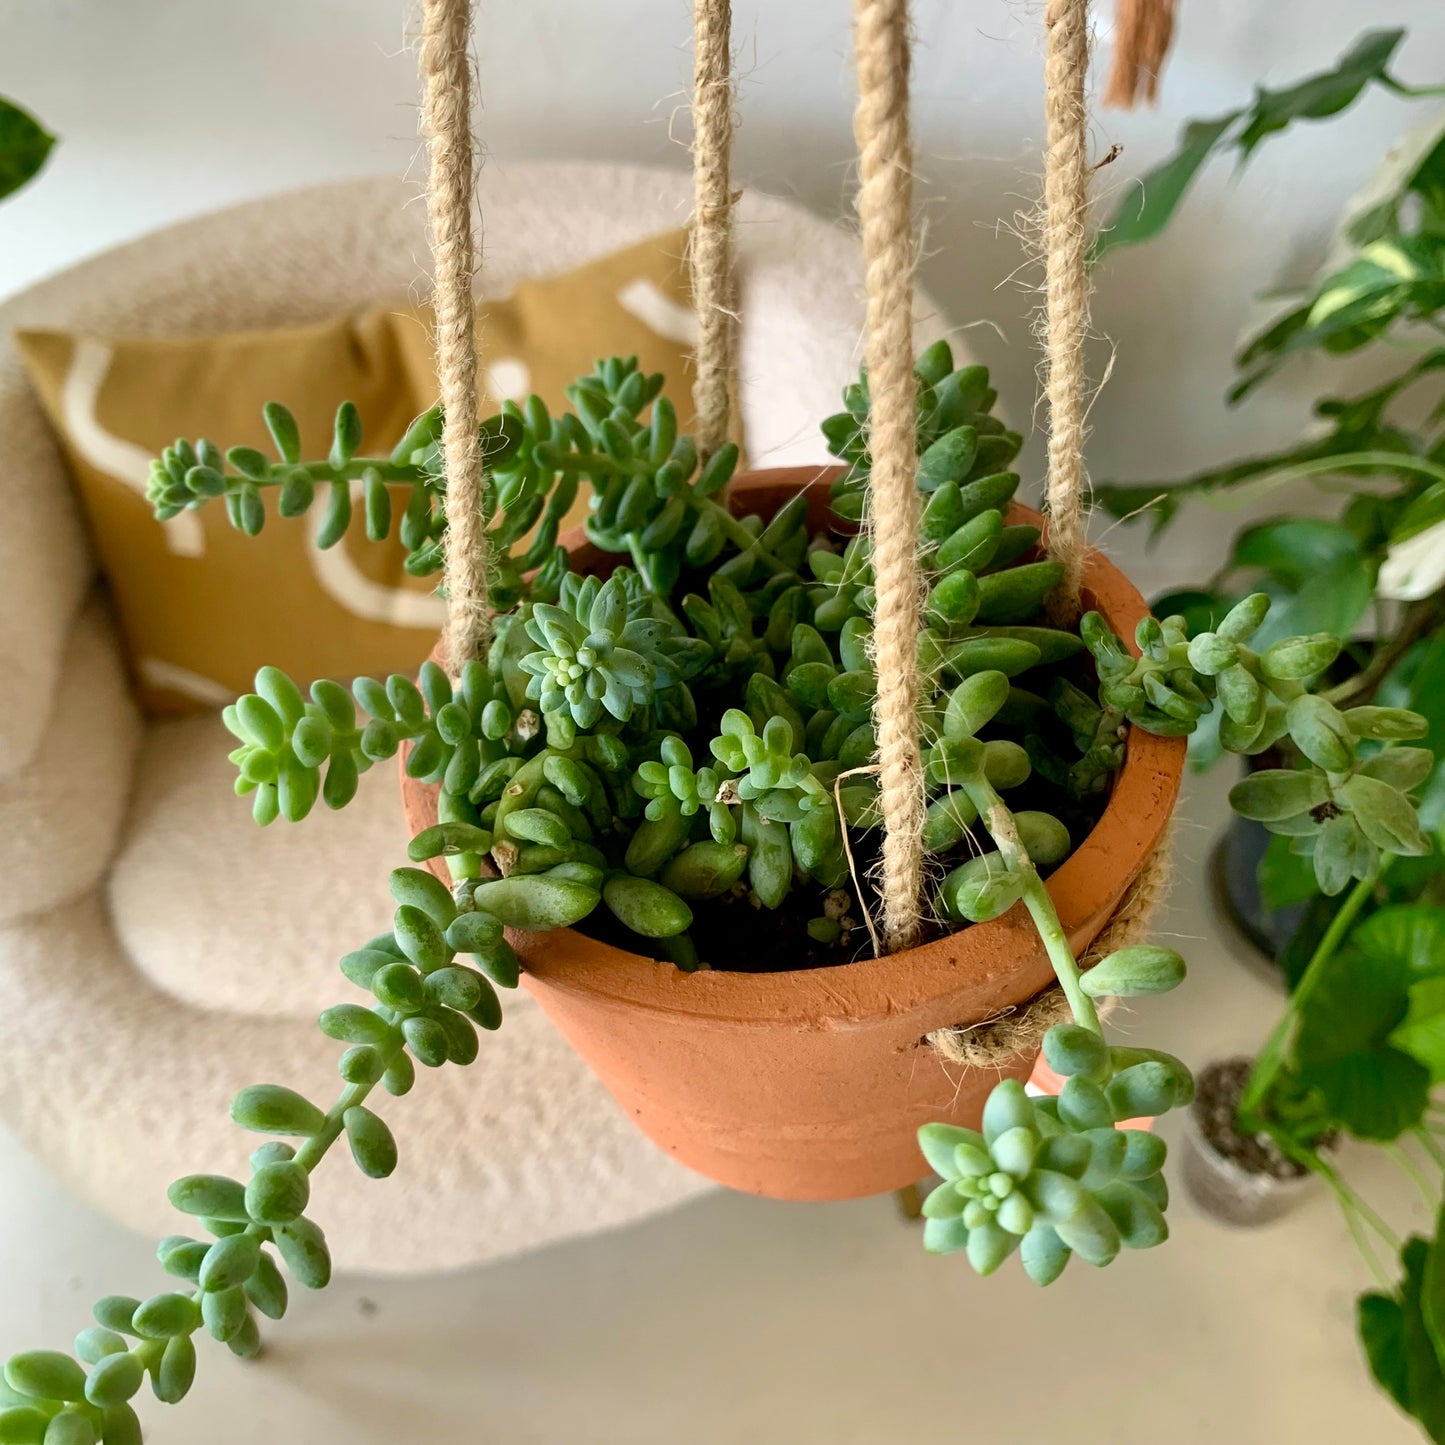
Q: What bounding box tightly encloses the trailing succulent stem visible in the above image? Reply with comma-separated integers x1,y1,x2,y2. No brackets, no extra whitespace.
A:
1,866,552,1444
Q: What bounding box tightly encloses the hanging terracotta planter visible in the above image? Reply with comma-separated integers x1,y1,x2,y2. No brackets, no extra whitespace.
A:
400,467,1185,1201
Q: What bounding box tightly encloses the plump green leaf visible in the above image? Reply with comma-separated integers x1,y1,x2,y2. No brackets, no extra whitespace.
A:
602,876,693,939
153,1333,196,1405
244,1161,310,1226
469,876,599,931
130,1291,200,1341
274,1218,331,1290
917,1123,987,1181
1041,1024,1107,1080
1081,945,1186,998
1019,1223,1071,1286
981,1078,1035,1145
3,1352,85,1403
167,1174,249,1221
230,1084,326,1137
82,1351,143,1408
1286,693,1355,772
32,1413,93,1445
0,1403,50,1443
1340,774,1431,855
1229,768,1328,822
343,1106,398,1179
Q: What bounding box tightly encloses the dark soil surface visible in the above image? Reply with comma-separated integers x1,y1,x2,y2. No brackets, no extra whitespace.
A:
1194,1058,1309,1181
574,806,1093,973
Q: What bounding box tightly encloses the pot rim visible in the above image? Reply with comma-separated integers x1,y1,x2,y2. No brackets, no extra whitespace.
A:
405,465,1185,1027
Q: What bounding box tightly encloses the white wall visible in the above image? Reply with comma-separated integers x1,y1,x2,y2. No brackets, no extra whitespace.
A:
4,1,1443,590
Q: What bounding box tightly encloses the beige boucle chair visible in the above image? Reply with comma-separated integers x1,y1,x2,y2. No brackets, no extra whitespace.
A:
0,163,948,1272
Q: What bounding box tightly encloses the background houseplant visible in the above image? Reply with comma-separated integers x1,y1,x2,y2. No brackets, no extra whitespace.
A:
1097,27,1445,1442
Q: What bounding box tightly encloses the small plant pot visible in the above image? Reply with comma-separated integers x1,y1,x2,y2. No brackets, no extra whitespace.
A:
400,468,1186,1201
1181,1057,1319,1226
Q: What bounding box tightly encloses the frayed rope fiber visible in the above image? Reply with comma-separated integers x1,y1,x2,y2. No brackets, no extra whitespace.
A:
853,0,926,954
690,0,738,463
928,0,1178,1071
926,828,1174,1068
422,0,488,667
1040,0,1092,625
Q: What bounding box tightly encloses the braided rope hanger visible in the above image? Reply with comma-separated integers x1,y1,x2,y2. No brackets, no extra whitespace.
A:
422,0,487,667
691,0,737,460
422,0,1155,977
851,0,1095,949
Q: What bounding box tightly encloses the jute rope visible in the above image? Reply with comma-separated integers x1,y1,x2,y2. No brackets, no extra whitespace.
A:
927,828,1173,1067
852,0,925,954
927,0,1178,1073
421,0,488,667
690,0,737,462
1103,0,1177,109
1039,0,1093,624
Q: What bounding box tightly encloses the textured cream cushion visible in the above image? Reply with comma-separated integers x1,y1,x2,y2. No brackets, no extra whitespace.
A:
0,164,950,1271
0,600,141,928
110,713,404,1019
0,897,708,1273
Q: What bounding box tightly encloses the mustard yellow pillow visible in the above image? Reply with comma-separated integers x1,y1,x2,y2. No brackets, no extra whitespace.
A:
18,228,709,714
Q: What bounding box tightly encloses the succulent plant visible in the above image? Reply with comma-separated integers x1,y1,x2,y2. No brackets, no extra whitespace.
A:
3,340,1433,1437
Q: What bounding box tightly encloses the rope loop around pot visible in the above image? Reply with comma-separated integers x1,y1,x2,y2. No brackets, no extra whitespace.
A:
926,829,1173,1069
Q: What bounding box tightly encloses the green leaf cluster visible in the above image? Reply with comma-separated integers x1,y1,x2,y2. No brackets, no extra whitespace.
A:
82,326,1419,1443
922,991,1191,1283
193,343,1132,968
1290,906,1445,1140
1093,29,1412,261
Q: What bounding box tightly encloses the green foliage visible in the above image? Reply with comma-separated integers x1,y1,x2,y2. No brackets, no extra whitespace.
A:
1361,1235,1445,1442
0,96,55,203
1080,592,1434,895
1288,906,1445,1139
918,1029,1189,1282
1094,29,1411,260
1093,73,1445,1439
194,343,1145,964
824,339,1020,521
1093,30,1445,717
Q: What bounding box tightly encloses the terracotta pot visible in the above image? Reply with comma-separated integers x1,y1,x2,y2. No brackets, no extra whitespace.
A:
400,466,1185,1201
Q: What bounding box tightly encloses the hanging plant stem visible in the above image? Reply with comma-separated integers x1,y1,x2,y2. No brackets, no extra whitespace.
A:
1237,867,1386,1133
963,778,1100,1035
